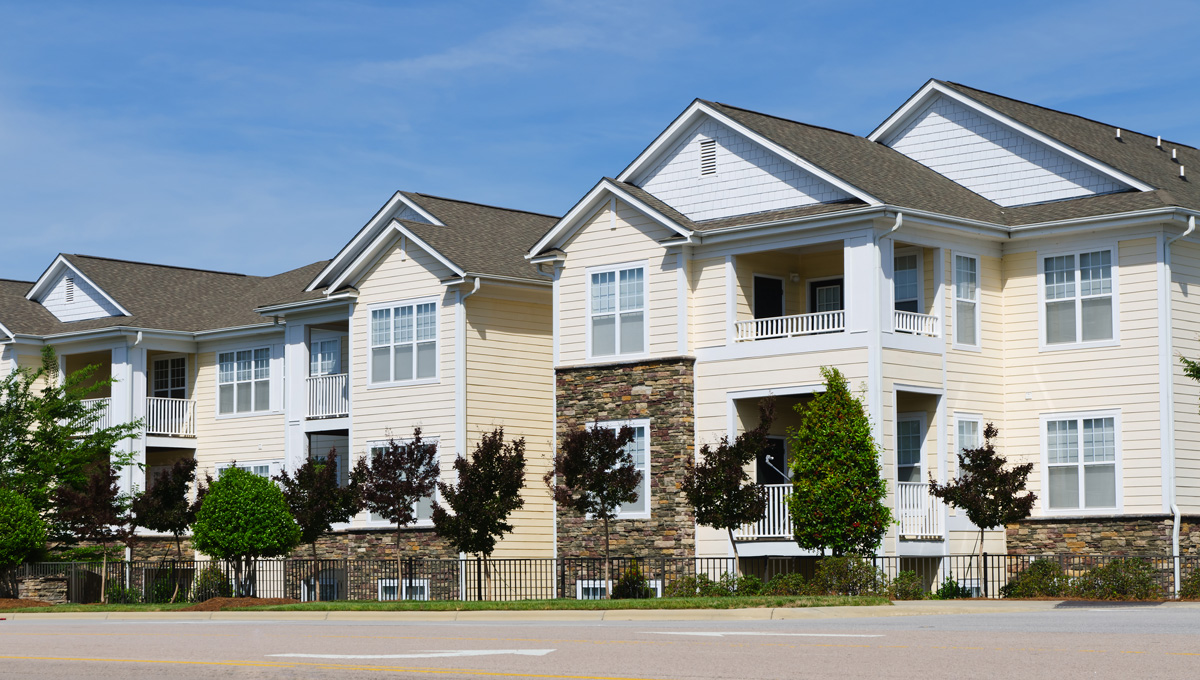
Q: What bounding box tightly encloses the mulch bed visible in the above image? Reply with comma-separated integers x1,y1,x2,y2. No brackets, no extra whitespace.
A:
0,598,55,610
181,597,300,612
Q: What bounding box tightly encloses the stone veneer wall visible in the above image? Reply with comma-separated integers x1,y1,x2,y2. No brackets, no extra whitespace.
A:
555,357,695,559
289,528,456,560
1007,515,1200,555
16,576,69,603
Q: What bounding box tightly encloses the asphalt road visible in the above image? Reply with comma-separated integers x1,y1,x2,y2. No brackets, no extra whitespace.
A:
2,603,1199,679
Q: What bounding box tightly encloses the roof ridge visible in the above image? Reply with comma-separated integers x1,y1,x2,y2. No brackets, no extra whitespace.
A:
258,259,330,280
0,278,35,285
706,100,860,139
69,254,251,277
408,192,560,220
943,81,1199,152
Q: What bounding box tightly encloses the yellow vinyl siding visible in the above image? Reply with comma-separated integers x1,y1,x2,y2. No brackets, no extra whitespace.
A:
192,349,285,477
692,257,726,348
557,201,678,366
465,292,555,558
1172,239,1200,513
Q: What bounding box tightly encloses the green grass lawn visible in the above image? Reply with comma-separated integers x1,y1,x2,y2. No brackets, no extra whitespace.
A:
6,595,889,613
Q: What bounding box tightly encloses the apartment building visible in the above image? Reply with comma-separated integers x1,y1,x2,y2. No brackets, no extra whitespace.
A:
0,192,556,560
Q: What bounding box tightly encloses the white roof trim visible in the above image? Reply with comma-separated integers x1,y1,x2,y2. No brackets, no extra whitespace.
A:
325,219,464,293
0,319,14,340
868,81,1155,193
25,255,131,316
305,192,445,292
526,179,692,258
616,100,881,206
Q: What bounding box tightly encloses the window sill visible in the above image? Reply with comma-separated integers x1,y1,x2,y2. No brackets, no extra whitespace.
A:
1038,338,1120,352
215,410,282,421
950,342,982,353
366,377,441,390
584,352,650,364
1039,507,1122,517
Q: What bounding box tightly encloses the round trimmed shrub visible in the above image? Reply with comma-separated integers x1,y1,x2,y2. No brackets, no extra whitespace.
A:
1069,558,1160,601
761,572,809,596
0,488,46,571
1001,559,1068,598
889,570,926,600
811,556,887,595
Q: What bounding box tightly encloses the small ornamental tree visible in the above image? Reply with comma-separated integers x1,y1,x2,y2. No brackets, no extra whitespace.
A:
352,429,440,590
275,449,360,601
928,423,1034,574
682,398,775,560
52,464,131,603
788,366,892,557
0,489,46,585
192,465,301,597
544,424,641,597
432,428,526,600
132,457,200,559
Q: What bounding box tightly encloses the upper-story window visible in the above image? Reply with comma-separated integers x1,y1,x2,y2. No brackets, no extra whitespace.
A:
1044,412,1119,511
588,264,645,358
310,338,340,376
217,348,270,414
896,416,923,483
1042,249,1115,347
370,300,438,384
954,254,980,348
893,252,920,313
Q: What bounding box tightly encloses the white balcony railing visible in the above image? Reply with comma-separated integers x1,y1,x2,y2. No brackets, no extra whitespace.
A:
893,310,940,337
734,310,845,342
734,484,793,540
146,397,196,437
76,397,113,434
896,482,944,539
307,373,349,419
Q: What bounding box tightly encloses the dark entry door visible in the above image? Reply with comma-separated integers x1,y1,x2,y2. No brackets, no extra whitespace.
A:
756,437,790,485
754,276,784,319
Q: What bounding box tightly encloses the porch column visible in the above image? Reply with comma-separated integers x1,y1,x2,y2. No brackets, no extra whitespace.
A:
110,343,147,495
283,320,309,474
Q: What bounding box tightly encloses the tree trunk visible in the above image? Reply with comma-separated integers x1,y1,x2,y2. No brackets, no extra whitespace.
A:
169,534,183,603
978,527,985,597
100,545,109,604
476,555,483,602
311,542,322,602
603,515,611,600
727,527,740,576
395,529,403,601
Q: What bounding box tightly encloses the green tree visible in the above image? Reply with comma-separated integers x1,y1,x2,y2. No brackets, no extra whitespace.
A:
544,424,641,598
681,398,775,560
52,463,131,603
788,366,892,556
0,489,46,585
351,429,440,592
275,450,360,601
192,465,301,597
432,428,526,600
928,423,1034,576
0,347,140,539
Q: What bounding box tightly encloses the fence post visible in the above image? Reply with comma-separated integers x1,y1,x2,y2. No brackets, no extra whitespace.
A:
982,553,989,598
558,559,565,601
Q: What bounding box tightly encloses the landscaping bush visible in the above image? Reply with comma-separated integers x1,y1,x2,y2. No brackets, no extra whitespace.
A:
889,570,926,600
611,562,654,599
1179,567,1200,600
810,556,886,595
662,572,764,598
1000,559,1069,598
0,488,46,571
732,574,764,596
1068,558,1160,601
105,581,141,604
934,577,972,600
663,575,700,598
761,572,809,596
192,565,233,602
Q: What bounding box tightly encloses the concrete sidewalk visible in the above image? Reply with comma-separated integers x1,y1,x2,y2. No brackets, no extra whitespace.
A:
0,599,1123,622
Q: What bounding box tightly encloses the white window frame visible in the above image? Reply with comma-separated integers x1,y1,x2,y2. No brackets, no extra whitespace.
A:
575,578,663,600
367,297,440,388
892,246,924,314
1036,244,1120,352
216,346,272,417
951,251,982,351
309,333,342,377
363,437,439,528
585,260,649,361
1039,410,1123,515
806,275,844,314
151,353,189,399
216,459,283,479
953,413,983,480
895,412,926,484
377,577,430,601
590,418,651,520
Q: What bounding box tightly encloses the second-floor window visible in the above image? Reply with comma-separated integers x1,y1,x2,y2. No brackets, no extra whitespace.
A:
955,255,979,347
370,301,437,384
1043,249,1114,346
310,338,340,376
589,265,645,358
893,252,920,313
217,348,270,415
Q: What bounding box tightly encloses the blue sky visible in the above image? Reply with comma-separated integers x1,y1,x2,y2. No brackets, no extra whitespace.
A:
2,0,1198,282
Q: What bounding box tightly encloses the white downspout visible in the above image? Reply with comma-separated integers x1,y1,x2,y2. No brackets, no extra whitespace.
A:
455,277,482,461
1164,216,1194,595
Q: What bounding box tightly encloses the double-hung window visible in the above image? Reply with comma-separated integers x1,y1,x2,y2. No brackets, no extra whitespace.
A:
954,255,979,347
954,415,982,479
1044,413,1119,511
310,338,340,376
1043,249,1115,346
589,265,645,358
217,348,270,414
893,252,920,313
593,419,650,518
366,440,437,524
896,417,923,483
370,301,437,384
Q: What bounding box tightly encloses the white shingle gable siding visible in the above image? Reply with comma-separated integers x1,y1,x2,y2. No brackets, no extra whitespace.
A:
886,94,1129,207
41,272,123,322
395,204,432,223
635,117,851,222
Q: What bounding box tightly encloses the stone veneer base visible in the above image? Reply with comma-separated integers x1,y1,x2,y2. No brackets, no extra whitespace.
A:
1006,514,1200,555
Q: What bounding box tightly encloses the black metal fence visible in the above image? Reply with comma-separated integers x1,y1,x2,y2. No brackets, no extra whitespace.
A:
12,553,1200,604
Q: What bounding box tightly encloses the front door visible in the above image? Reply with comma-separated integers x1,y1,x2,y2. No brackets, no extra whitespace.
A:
753,276,784,319
756,436,790,485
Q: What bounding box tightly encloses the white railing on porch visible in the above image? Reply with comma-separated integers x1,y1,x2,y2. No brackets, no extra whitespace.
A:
734,484,793,540
145,397,196,437
307,373,349,419
77,397,113,434
893,310,940,337
735,310,845,342
896,482,944,539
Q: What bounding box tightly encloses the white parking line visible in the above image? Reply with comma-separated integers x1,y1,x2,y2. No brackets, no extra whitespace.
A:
647,632,883,638
268,649,556,659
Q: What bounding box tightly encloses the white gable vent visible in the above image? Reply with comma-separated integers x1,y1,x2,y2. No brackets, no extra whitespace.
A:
699,138,717,176
64,277,75,303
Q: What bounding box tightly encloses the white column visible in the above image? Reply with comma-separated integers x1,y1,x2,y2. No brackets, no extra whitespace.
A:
843,235,874,333
110,344,147,495
724,255,735,345
283,320,309,473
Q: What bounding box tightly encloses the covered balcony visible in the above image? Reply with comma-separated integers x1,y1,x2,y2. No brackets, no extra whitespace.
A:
732,242,847,343
305,322,349,420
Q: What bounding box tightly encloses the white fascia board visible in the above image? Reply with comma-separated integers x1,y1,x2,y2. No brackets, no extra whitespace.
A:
526,180,692,258
25,255,132,316
326,219,464,294
255,296,356,317
0,319,14,340
868,81,1155,193
615,100,881,207
305,192,445,293
1007,207,1195,241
